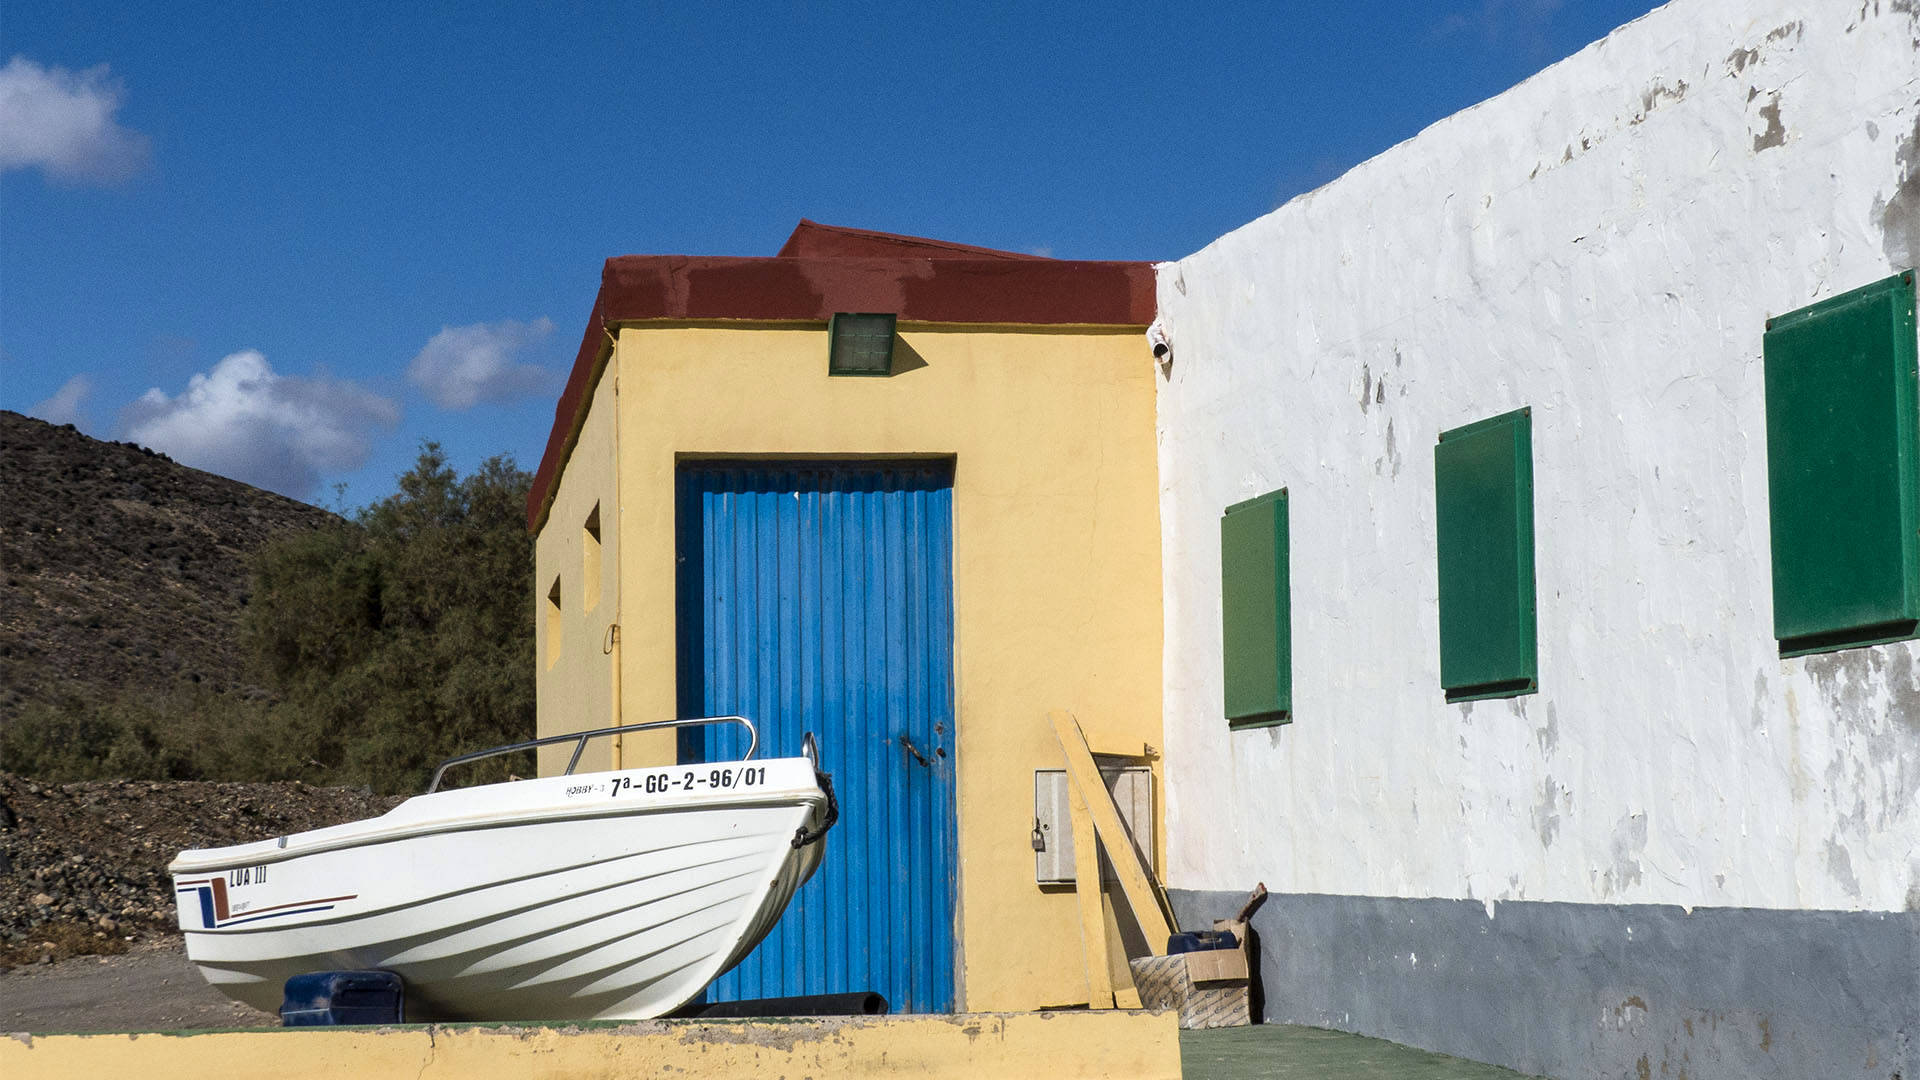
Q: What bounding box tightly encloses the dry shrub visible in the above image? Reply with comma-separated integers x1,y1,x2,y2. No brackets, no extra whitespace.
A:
0,919,130,968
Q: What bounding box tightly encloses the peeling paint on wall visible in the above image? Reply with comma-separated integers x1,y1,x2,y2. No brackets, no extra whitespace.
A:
1800,647,1920,840
1605,814,1648,897
1876,112,1920,268
1631,80,1688,125
1750,93,1788,152
1533,778,1570,849
1824,838,1862,899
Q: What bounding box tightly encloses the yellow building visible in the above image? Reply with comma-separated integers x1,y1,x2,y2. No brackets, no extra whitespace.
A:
527,221,1160,1012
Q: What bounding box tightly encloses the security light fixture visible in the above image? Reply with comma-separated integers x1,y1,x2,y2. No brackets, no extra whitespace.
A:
828,313,898,376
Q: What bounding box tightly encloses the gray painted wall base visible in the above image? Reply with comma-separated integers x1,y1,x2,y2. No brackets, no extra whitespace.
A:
1170,889,1916,1080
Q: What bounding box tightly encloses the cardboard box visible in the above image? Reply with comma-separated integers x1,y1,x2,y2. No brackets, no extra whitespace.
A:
1128,920,1253,1029
1128,955,1248,1029
1180,919,1250,982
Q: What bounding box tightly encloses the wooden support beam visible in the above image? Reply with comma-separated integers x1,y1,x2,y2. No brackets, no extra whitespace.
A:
1087,741,1157,762
1067,782,1114,1010
1049,709,1176,952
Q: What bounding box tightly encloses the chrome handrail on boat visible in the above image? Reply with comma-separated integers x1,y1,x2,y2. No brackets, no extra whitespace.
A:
424,715,759,794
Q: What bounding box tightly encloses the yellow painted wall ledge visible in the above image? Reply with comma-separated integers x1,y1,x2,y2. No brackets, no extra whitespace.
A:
3,1010,1182,1080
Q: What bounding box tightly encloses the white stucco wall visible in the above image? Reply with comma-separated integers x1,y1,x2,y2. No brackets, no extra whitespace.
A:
1156,0,1920,913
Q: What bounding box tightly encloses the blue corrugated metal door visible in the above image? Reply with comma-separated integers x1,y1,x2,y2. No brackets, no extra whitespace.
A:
676,462,957,1013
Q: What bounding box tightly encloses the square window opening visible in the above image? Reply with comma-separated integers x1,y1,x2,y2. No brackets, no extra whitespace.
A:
828,313,898,376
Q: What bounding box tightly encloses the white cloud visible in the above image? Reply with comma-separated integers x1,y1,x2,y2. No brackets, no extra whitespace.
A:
407,317,557,410
121,351,400,499
0,56,150,184
32,374,93,428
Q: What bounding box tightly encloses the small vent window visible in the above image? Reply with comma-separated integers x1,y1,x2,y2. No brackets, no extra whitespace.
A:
583,503,602,613
828,312,898,376
545,576,563,670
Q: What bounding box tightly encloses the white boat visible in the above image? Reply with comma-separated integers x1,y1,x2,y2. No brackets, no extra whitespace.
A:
168,717,836,1021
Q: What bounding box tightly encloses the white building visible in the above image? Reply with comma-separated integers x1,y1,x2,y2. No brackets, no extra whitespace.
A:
1153,1,1920,1075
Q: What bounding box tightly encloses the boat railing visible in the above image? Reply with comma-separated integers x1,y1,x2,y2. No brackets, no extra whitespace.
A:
424,716,759,794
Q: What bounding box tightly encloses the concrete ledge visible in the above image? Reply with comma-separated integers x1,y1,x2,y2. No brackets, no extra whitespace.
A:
2,1011,1182,1080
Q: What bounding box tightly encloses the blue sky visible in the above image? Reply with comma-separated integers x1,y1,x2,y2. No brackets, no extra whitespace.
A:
3,1,1664,509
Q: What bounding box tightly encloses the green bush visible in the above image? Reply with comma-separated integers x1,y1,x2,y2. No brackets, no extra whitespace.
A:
242,445,537,793
2,445,537,794
0,684,297,783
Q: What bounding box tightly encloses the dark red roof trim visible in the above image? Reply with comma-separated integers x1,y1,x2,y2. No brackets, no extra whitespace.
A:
528,225,1157,531
777,218,1050,261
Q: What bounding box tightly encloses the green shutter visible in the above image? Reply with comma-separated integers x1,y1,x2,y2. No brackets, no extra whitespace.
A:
1222,489,1291,727
1764,270,1920,656
1435,409,1537,702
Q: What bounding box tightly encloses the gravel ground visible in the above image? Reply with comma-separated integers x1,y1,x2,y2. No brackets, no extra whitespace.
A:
0,772,400,1030
0,938,274,1033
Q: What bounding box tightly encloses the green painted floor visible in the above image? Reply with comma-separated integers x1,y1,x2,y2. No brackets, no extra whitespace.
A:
1180,1025,1546,1079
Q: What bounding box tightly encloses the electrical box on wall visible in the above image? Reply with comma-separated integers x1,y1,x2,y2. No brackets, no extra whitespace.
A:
1032,767,1154,885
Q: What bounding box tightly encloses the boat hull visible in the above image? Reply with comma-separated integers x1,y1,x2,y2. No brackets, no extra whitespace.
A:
169,758,827,1020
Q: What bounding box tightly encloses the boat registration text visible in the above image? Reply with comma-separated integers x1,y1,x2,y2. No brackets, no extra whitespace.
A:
564,766,771,800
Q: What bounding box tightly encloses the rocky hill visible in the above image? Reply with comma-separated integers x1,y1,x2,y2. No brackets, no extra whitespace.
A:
0,773,402,965
0,413,533,964
0,409,337,723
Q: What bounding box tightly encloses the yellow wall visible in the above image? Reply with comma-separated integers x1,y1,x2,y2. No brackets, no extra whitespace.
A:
535,323,1162,1011
1,1012,1182,1080
534,359,634,776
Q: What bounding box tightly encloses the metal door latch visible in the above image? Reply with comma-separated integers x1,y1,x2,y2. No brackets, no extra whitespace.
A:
899,734,933,768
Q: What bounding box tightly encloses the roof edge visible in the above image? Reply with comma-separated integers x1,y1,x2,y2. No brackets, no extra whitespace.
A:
776,219,1049,261
528,245,1157,533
